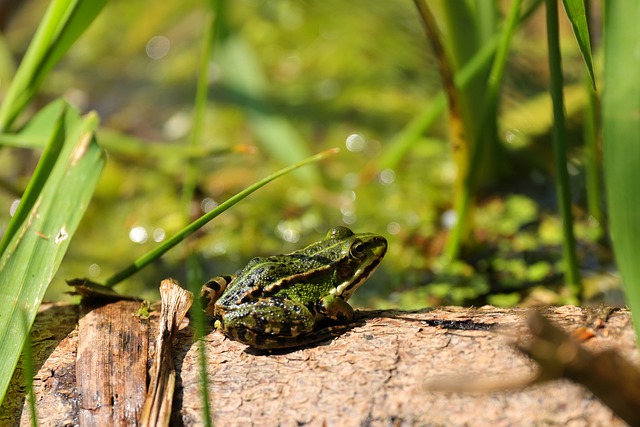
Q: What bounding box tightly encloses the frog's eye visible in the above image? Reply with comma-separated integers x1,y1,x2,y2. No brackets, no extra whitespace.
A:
349,240,367,258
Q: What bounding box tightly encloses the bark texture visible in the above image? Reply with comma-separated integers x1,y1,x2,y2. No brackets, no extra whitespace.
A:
76,301,150,425
1,304,637,427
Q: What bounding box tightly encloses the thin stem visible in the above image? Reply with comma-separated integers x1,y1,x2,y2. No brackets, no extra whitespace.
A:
22,311,37,427
184,3,221,426
380,0,542,171
584,73,602,225
545,0,581,298
583,0,603,227
444,0,523,261
102,148,339,287
187,254,213,427
181,1,221,222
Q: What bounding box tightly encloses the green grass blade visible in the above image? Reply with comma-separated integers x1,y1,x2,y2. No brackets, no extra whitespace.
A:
187,255,213,426
183,4,221,425
101,148,340,287
603,0,640,342
0,104,67,256
0,103,105,403
21,311,37,427
561,0,596,89
378,0,542,171
0,99,69,151
545,0,581,299
218,34,319,184
584,75,602,225
182,0,222,221
0,0,107,131
474,0,498,42
444,0,523,262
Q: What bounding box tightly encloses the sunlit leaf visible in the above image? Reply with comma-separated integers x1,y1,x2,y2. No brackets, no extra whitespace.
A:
603,0,640,342
0,0,108,131
560,0,596,89
0,102,105,402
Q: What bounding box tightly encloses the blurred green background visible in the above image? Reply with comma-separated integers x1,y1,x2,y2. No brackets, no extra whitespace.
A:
0,0,614,309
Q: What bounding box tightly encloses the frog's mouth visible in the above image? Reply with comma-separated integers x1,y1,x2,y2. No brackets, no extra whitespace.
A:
334,236,387,300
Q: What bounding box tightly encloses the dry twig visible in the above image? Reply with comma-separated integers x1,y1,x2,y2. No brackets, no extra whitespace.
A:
140,279,193,427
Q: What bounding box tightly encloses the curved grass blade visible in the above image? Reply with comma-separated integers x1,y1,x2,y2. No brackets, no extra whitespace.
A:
0,98,70,151
0,103,105,403
560,0,596,89
218,34,320,184
0,0,108,131
100,147,340,287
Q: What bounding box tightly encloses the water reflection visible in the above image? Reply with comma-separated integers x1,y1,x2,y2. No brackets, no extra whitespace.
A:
129,226,148,244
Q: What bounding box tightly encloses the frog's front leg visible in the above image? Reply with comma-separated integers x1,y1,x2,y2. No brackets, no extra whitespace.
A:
199,275,235,317
221,297,316,348
316,294,355,323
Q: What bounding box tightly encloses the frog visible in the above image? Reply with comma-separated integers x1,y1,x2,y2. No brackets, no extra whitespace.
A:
199,226,387,350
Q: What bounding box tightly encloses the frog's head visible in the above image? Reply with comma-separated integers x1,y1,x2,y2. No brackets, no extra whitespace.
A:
321,226,387,301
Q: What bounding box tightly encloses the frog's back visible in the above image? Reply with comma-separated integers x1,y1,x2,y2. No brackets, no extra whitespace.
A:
216,253,336,308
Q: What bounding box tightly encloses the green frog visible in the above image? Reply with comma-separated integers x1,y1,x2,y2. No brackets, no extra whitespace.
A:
199,226,387,349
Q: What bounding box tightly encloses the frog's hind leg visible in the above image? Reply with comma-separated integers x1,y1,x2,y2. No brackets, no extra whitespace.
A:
224,298,358,350
199,275,235,317
221,297,317,348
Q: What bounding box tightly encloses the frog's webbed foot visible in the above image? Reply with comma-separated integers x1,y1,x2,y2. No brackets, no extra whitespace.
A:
317,294,355,323
199,275,235,317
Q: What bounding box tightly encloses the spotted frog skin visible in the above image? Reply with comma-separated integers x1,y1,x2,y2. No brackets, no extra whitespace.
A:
199,226,387,349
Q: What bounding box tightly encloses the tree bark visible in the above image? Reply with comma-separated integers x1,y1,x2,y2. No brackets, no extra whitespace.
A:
1,303,636,426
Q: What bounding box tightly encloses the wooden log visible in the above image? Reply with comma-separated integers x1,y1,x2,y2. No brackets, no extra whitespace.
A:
76,300,150,426
0,303,79,426
1,304,637,426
